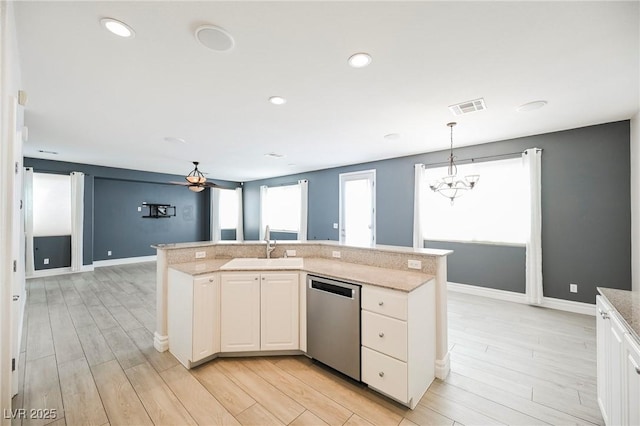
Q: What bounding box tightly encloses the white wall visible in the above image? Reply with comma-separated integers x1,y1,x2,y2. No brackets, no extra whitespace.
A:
631,111,640,292
0,1,23,421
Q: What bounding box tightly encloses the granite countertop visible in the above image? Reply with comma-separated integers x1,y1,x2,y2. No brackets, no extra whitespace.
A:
154,240,452,257
169,257,434,292
598,287,640,341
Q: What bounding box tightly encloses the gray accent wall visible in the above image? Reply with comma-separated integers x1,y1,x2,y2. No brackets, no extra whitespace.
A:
426,241,526,293
243,121,631,303
24,158,239,264
33,236,71,270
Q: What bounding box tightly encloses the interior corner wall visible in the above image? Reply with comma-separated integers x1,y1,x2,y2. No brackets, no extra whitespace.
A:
23,158,237,264
631,111,640,292
243,120,631,304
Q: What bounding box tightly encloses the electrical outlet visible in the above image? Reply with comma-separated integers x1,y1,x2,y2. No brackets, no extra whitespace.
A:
286,249,296,257
408,259,422,270
333,223,338,229
195,251,206,259
137,206,142,212
332,251,341,258
570,283,578,293
43,258,49,265
107,250,112,256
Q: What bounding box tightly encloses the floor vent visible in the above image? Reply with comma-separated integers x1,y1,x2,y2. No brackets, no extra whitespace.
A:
449,98,486,116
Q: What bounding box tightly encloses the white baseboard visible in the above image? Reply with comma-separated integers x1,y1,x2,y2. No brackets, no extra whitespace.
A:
447,281,595,316
27,264,95,278
94,255,157,267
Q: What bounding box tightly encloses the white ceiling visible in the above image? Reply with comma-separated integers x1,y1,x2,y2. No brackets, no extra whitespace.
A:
14,1,640,182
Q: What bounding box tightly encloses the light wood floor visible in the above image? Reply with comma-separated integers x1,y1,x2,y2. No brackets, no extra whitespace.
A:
13,263,603,426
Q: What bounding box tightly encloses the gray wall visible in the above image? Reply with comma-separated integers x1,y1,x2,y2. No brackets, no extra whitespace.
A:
243,121,631,303
33,236,71,270
93,178,208,260
24,158,240,263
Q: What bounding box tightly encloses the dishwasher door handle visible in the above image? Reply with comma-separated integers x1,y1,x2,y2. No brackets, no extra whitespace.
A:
310,281,355,298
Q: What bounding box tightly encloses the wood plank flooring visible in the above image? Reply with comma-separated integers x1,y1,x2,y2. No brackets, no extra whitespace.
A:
13,263,603,425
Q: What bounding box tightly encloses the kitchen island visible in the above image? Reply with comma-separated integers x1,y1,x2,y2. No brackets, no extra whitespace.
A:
153,241,452,408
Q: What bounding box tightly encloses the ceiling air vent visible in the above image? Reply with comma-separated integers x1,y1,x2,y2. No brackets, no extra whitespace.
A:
448,98,486,116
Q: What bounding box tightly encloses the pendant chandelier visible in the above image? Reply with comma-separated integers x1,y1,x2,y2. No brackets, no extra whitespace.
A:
429,122,479,204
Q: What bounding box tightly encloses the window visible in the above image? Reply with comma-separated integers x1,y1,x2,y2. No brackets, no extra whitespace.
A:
33,173,72,236
219,189,239,229
261,184,301,233
421,157,528,244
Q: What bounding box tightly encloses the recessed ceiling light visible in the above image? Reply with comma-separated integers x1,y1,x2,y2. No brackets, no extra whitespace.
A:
269,96,287,105
384,133,400,141
348,52,372,68
100,18,135,38
195,25,235,52
265,152,285,158
164,136,187,144
517,100,548,112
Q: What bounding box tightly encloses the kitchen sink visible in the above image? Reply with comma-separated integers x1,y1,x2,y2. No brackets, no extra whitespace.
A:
219,257,304,270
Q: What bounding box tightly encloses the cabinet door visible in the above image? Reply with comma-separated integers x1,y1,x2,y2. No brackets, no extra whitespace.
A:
220,273,260,352
608,313,626,426
192,274,219,362
261,273,299,351
596,296,610,424
625,334,640,426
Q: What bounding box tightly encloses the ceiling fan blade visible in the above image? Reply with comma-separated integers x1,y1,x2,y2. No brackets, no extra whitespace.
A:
168,181,192,186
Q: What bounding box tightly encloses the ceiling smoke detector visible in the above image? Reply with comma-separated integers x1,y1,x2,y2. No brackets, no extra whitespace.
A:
448,98,487,116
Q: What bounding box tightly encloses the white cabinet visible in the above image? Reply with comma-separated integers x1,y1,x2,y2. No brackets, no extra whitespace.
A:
167,270,219,368
261,273,299,351
220,272,299,353
624,333,640,426
361,280,435,409
596,294,640,426
220,273,261,352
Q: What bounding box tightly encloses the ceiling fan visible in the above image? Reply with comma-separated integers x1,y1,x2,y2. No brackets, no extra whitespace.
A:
169,161,229,192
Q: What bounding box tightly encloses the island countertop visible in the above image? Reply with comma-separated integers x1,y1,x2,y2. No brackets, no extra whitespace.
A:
169,257,435,292
598,287,640,340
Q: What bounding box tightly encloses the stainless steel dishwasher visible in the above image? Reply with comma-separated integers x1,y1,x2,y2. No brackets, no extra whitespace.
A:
306,275,361,381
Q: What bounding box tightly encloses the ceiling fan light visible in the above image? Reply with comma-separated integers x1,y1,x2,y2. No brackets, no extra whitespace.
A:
188,185,205,192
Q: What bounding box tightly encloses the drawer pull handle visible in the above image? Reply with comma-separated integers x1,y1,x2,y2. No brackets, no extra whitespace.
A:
209,278,214,282
378,301,384,306
378,332,384,338
379,371,384,377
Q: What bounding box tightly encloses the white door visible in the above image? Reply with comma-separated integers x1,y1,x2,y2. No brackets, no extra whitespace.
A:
220,273,260,352
339,170,376,247
260,273,299,351
11,97,26,397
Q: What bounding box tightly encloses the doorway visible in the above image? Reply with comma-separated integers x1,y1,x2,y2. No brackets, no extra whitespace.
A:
339,170,376,247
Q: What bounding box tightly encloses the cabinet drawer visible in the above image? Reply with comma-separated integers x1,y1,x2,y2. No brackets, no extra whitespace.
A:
362,347,408,403
362,310,407,362
362,286,407,321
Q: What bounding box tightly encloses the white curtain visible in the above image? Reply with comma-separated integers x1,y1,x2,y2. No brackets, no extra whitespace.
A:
298,179,308,241
259,185,268,240
523,148,543,304
413,164,426,249
70,172,84,272
24,167,34,276
235,187,244,242
210,188,222,242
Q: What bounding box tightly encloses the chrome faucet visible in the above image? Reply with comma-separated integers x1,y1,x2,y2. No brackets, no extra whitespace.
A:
264,225,277,258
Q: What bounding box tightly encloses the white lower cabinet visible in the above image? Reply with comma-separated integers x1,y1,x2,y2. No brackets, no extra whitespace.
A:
220,272,299,352
596,295,640,426
220,273,261,352
361,280,435,409
261,273,300,350
167,270,220,368
624,334,640,426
